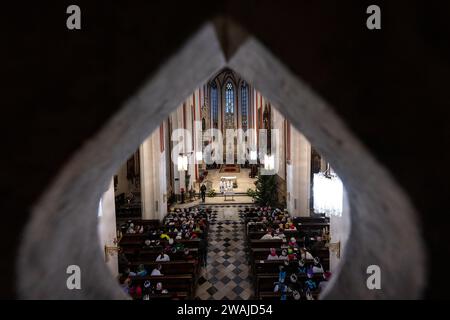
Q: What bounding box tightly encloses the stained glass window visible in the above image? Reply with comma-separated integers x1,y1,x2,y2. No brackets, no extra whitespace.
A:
225,82,234,113
241,82,248,131
211,82,218,128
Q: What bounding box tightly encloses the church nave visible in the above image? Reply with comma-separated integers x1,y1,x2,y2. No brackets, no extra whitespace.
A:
195,205,253,300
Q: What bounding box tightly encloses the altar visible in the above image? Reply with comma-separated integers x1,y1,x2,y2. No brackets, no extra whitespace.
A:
223,190,235,201
220,176,236,201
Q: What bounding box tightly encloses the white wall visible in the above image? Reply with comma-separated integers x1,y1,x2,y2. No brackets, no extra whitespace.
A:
97,179,118,277
329,188,351,272
115,162,130,196
140,128,168,220
271,107,286,180
286,127,311,216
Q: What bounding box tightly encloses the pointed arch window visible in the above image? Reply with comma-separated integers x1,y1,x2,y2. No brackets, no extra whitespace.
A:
241,81,248,131
225,82,234,113
211,82,218,128
224,81,235,129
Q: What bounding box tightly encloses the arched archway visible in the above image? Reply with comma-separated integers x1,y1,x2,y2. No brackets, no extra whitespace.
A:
18,20,425,299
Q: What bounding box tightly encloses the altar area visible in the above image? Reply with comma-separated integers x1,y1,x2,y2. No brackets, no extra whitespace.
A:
206,168,256,194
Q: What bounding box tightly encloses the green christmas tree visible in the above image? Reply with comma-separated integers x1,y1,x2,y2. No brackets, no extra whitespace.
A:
253,174,279,207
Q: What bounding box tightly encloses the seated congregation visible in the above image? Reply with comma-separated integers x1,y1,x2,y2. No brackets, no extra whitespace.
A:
115,204,332,301
117,207,210,300
242,206,331,300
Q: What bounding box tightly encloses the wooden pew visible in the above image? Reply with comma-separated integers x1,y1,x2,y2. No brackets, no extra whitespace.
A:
255,273,323,298
122,261,198,278
137,248,198,261
258,291,320,300
129,274,194,299
247,230,300,240
251,258,330,279
131,292,189,300
117,219,161,229
293,217,329,224
295,222,329,232
119,237,200,248
249,239,284,248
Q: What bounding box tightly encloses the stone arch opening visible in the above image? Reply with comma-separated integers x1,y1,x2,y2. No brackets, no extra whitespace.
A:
17,20,425,299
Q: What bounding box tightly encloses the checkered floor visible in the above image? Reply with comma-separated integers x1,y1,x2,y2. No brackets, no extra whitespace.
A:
195,205,254,300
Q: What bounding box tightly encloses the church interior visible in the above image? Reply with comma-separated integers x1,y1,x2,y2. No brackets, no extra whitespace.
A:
4,2,450,302
97,69,349,300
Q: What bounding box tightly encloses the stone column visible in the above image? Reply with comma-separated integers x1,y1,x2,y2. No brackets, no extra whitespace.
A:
287,127,311,216
140,129,167,220
97,178,118,277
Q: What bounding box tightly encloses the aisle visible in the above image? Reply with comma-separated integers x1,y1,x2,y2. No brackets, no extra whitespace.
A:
195,205,254,300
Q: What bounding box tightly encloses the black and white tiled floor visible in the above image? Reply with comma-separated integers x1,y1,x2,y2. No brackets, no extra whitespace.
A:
196,205,254,300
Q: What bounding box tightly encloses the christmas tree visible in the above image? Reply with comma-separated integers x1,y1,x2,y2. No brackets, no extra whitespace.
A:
253,174,279,207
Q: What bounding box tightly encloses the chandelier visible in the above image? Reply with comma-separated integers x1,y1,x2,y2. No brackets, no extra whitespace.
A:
313,170,343,217
263,154,275,170
177,154,188,172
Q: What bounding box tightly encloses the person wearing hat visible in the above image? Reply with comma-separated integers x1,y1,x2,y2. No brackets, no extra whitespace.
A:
267,248,279,260
298,259,307,274
292,289,301,300
279,249,289,260
155,250,170,262
142,280,151,296
290,273,298,285
318,272,332,293
136,264,147,277
312,257,324,273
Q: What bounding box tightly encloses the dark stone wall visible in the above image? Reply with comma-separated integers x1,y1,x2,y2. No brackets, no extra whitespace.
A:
2,0,449,298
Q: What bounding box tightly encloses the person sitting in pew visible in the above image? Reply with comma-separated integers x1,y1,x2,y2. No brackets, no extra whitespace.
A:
154,282,168,295
272,231,282,240
312,257,324,273
288,237,298,248
119,275,131,294
128,280,142,299
155,250,170,262
318,272,332,293
297,259,307,274
267,248,279,260
279,249,289,260
260,230,274,240
137,264,148,276
287,248,297,261
143,280,152,296
151,264,163,276
311,235,325,252
127,223,136,234
304,269,317,291
124,267,137,277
